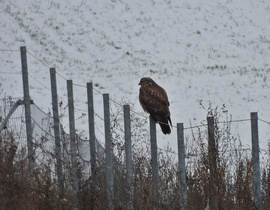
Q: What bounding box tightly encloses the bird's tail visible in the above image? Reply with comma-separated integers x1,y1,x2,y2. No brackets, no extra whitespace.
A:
159,123,171,134
150,115,172,135
159,116,172,135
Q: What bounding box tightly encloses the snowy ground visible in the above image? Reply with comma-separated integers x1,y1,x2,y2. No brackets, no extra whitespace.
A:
1,0,270,159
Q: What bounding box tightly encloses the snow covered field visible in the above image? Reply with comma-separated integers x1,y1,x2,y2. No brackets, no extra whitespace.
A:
1,0,270,157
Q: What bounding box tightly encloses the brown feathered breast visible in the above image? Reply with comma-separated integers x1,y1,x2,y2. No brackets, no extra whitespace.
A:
138,77,172,134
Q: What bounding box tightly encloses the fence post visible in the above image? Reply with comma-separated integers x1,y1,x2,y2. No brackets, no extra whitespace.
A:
177,123,187,210
67,80,79,210
149,116,158,209
103,93,114,210
124,105,133,210
50,68,64,193
207,116,218,210
250,112,262,210
87,82,96,208
20,46,35,177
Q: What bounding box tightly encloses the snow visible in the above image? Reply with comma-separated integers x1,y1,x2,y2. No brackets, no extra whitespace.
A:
1,0,270,159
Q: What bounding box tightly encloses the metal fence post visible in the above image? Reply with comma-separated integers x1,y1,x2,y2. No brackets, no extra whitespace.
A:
177,123,187,210
50,68,64,192
124,105,133,210
87,82,96,208
207,116,218,210
67,80,79,210
20,46,35,177
149,116,158,210
251,112,262,210
103,93,114,210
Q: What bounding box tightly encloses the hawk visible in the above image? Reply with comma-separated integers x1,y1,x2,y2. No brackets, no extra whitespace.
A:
138,77,172,134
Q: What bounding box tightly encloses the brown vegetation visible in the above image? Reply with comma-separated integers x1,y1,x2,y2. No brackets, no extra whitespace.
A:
0,107,269,210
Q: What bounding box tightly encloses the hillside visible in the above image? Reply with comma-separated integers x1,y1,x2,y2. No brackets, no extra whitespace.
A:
1,0,270,152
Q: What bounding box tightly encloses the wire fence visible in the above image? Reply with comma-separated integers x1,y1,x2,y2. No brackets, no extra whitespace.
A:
1,47,270,166
1,47,270,209
1,47,270,164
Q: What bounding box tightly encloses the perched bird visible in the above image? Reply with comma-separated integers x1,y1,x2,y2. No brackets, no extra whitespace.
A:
138,77,172,134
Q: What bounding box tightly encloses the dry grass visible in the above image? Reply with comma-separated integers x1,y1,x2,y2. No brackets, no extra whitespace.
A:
0,106,269,210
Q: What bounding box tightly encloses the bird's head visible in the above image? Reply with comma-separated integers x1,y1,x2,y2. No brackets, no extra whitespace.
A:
138,77,155,86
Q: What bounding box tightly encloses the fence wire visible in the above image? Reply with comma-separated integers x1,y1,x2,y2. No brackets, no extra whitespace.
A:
0,97,26,142
0,98,122,183
1,97,269,171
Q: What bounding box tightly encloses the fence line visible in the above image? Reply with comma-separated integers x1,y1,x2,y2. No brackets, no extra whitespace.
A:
2,48,270,129
0,46,269,209
7,99,250,161
30,101,264,158
16,48,270,132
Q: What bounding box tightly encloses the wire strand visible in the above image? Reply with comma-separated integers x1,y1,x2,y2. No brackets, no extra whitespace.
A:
259,118,270,125
56,71,68,81
0,49,20,52
0,71,21,74
26,50,51,69
28,72,52,93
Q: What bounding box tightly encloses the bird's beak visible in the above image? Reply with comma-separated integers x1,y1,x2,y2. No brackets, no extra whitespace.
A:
138,82,141,85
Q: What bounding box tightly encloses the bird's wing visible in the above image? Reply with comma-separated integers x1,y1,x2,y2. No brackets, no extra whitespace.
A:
139,86,170,116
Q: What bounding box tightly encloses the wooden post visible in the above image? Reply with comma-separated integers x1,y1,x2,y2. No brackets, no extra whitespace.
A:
124,105,133,210
50,68,64,193
87,82,96,208
207,116,218,210
67,80,78,210
103,94,114,210
177,123,187,210
251,112,262,210
149,116,158,209
20,46,35,177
